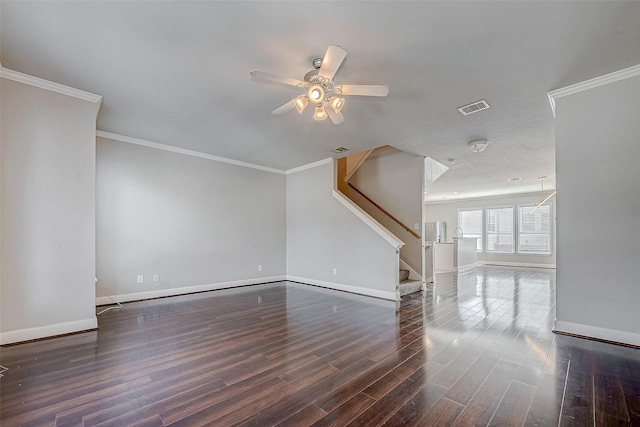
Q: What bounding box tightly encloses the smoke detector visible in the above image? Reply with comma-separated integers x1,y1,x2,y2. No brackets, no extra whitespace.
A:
467,139,489,153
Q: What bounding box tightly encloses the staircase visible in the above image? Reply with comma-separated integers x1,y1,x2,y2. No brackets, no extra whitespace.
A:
399,269,422,296
337,148,435,300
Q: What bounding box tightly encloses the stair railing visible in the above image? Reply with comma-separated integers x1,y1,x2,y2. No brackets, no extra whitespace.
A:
348,183,421,239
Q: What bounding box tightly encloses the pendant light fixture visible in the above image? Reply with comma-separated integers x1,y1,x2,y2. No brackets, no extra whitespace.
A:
529,176,557,214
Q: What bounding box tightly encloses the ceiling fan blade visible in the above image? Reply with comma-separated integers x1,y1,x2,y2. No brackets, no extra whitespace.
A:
250,70,306,89
318,45,347,81
326,107,344,125
272,100,296,115
336,84,389,97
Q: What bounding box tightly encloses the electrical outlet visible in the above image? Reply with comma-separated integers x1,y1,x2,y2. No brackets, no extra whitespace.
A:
414,223,420,230
137,275,144,284
258,264,263,272
333,268,337,276
153,274,159,282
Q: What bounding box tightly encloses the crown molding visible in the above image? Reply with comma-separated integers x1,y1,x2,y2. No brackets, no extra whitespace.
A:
0,66,103,107
548,63,640,116
97,131,286,174
98,131,337,175
285,158,332,175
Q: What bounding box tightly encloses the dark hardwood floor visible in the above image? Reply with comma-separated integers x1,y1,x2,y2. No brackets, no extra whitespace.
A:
1,266,639,426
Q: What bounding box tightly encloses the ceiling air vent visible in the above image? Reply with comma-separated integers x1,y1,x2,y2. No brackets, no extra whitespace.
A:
332,147,350,153
458,99,490,116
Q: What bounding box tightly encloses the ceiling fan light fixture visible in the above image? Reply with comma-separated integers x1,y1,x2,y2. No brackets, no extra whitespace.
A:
313,105,328,121
328,96,345,113
293,96,308,114
308,84,325,104
251,45,389,125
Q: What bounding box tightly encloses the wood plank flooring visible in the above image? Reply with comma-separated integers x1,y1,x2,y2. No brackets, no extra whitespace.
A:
1,266,639,426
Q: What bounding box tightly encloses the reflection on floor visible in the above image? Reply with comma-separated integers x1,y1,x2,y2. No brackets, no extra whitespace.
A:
1,266,639,426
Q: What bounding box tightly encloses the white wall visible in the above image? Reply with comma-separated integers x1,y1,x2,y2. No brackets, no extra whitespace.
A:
348,146,424,274
286,160,399,300
554,71,640,346
1,78,99,344
425,192,556,267
0,70,3,334
96,137,286,302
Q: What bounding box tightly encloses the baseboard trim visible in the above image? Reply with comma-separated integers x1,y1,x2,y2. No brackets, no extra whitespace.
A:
478,261,556,269
97,275,397,307
0,318,98,346
455,263,477,273
286,275,397,301
96,276,287,305
553,320,640,348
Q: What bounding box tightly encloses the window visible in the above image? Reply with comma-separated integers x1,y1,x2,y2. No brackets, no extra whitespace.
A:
518,205,551,254
458,209,482,251
454,202,552,256
486,207,514,253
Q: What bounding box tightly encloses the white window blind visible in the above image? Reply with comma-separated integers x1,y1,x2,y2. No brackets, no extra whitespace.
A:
458,209,483,252
518,205,551,254
486,207,514,253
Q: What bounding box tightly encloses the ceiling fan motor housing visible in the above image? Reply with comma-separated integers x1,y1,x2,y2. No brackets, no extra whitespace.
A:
304,57,325,82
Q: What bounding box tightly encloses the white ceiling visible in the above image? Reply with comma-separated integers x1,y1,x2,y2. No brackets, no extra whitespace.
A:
3,1,640,201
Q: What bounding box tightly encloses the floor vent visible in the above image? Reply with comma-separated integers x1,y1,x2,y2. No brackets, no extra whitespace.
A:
458,99,490,115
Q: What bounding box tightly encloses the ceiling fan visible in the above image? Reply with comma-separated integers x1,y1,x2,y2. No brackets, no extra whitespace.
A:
250,45,389,124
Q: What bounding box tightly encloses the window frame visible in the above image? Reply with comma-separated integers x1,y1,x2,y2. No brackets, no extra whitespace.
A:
457,208,484,252
516,203,553,255
484,205,515,254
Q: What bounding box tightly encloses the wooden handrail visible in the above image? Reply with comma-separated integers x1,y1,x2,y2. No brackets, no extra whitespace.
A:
348,183,421,239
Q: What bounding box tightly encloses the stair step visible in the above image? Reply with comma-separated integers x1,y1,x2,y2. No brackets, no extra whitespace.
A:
399,280,422,296
399,269,410,282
